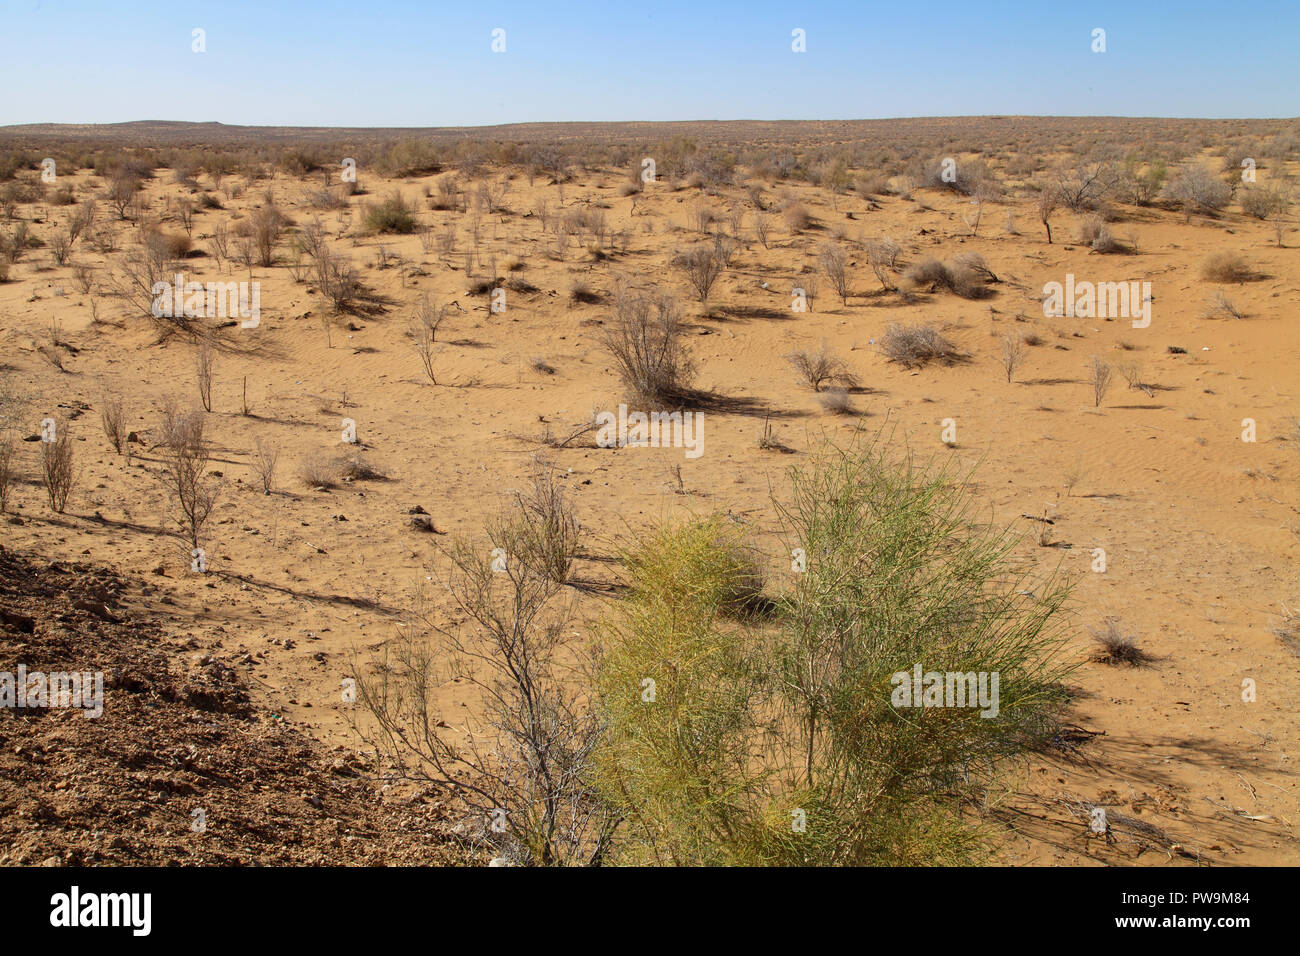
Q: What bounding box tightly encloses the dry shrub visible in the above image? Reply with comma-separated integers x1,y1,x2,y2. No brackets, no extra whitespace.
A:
298,452,338,489
819,243,849,304
159,403,218,551
40,425,76,514
602,289,696,405
1203,289,1244,320
881,323,961,368
339,452,386,481
1090,618,1151,666
857,173,890,196
999,332,1025,383
782,201,810,233
673,244,725,304
570,280,601,304
0,433,16,513
818,387,853,415
1201,252,1253,283
1239,186,1289,220
904,257,952,291
1077,214,1119,252
1089,355,1113,407
316,254,362,312
253,438,279,494
251,203,285,266
1163,163,1231,215
100,392,126,454
905,255,993,299
786,343,858,392
508,464,581,585
195,337,215,412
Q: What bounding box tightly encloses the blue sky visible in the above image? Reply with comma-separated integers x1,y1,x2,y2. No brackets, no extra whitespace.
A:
2,0,1296,126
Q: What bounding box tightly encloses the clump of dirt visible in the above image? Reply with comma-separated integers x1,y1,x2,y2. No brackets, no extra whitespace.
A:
0,546,469,866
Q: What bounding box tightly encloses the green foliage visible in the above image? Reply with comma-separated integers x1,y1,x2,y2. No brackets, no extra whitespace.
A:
362,190,418,234
596,434,1074,865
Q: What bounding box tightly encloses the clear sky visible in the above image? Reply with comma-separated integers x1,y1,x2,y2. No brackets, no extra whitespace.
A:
2,0,1296,127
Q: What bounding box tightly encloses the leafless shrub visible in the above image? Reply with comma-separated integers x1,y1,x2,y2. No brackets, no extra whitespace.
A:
1,222,30,264
509,464,581,585
73,262,94,293
350,506,611,865
436,225,456,258
68,199,97,244
339,453,386,482
195,336,216,412
1116,360,1151,396
602,289,696,405
176,198,195,237
431,174,461,211
100,392,126,454
1240,185,1289,220
1090,618,1151,666
818,243,850,304
674,244,725,305
1052,163,1116,212
250,203,285,266
316,254,361,312
782,201,810,233
160,405,218,552
1077,214,1120,252
1089,355,1113,407
108,240,190,335
904,257,952,291
50,231,73,266
40,424,76,514
298,452,339,490
1203,289,1244,320
951,251,999,284
903,254,994,300
1201,251,1253,283
753,211,770,248
209,221,229,271
786,343,858,392
0,432,16,513
818,387,854,415
107,172,140,220
856,172,890,196
410,314,441,385
1037,189,1060,244
880,323,961,369
570,280,601,304
252,438,279,494
999,332,1025,383
1163,163,1231,217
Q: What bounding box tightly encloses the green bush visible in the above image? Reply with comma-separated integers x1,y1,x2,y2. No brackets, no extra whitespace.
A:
362,191,418,234
596,434,1073,865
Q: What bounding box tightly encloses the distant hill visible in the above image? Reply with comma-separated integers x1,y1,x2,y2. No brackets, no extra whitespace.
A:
1,117,1294,150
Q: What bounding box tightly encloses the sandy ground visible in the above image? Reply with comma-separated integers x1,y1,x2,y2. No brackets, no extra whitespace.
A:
1,154,1297,865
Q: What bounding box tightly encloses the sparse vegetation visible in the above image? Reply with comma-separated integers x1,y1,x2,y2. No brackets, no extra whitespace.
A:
602,288,696,405
881,322,962,368
786,343,858,392
1090,618,1150,666
1201,251,1253,283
